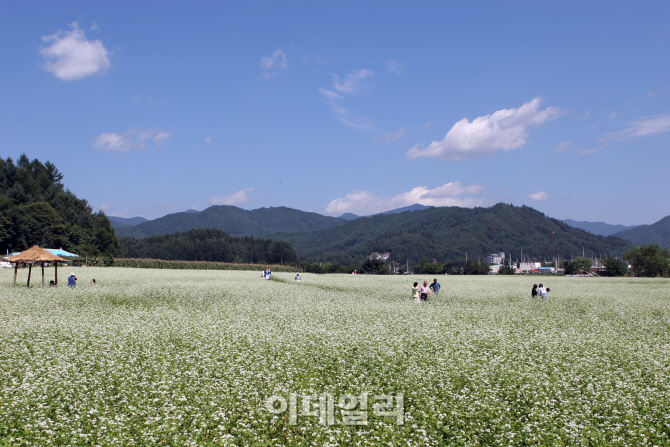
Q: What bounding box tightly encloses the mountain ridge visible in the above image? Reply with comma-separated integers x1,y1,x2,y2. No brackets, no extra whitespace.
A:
270,203,633,264
115,205,347,238
562,219,639,236
614,215,670,250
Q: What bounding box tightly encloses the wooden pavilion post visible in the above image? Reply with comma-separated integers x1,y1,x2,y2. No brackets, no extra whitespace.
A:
41,262,45,288
26,264,32,288
55,262,58,286
13,263,18,286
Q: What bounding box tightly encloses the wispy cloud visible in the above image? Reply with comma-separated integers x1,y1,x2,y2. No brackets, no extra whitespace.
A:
40,22,111,81
324,182,486,216
260,49,287,79
207,188,254,206
527,191,549,202
204,136,213,144
93,127,170,152
331,69,374,94
386,60,404,74
407,97,567,161
320,69,378,132
599,114,670,143
383,128,407,142
552,140,571,154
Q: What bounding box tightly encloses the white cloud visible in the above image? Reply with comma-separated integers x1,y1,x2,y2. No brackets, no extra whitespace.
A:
552,140,571,153
318,88,343,101
204,136,213,144
260,49,287,79
527,191,549,202
331,69,374,94
324,182,486,216
93,127,170,152
407,97,566,161
207,188,254,206
40,22,111,81
599,114,670,142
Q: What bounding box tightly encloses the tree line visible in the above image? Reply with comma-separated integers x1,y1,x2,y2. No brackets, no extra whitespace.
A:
119,228,298,265
0,155,119,256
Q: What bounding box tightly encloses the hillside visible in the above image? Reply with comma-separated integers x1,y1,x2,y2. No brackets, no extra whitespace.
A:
615,215,670,249
115,205,347,238
108,215,149,229
0,155,119,256
562,219,639,236
272,203,633,265
119,228,297,264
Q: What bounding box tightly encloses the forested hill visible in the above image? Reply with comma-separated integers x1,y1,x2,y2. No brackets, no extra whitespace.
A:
0,155,119,256
115,205,347,238
119,228,297,264
272,203,633,265
615,215,670,250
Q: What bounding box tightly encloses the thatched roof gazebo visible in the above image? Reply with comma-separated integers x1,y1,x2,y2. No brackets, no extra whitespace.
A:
6,246,67,287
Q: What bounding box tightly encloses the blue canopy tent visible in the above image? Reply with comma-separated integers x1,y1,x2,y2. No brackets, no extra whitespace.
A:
46,249,79,258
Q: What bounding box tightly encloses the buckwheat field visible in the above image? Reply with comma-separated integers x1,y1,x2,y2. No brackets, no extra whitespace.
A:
1,268,669,446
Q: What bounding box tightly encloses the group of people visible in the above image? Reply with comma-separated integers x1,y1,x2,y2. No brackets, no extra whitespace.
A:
411,278,441,302
47,272,96,287
261,268,272,280
531,283,550,298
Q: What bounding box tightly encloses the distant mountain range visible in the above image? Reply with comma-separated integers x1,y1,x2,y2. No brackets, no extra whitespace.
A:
110,205,670,262
273,204,632,264
614,215,670,250
108,215,149,229
561,219,639,236
114,206,346,238
338,203,433,220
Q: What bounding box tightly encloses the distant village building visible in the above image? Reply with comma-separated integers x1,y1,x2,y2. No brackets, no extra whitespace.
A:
368,252,391,261
519,262,542,273
486,252,505,265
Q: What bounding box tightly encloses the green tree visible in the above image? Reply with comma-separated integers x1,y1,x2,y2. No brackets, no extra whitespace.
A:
603,257,627,277
417,258,444,274
624,244,670,277
360,258,389,274
571,257,593,274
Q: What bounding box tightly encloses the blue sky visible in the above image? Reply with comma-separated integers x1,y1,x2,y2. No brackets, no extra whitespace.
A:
1,1,669,225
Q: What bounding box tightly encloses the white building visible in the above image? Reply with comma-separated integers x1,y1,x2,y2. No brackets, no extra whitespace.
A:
486,252,505,265
519,262,542,272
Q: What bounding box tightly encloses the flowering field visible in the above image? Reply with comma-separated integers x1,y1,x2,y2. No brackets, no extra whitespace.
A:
1,268,669,446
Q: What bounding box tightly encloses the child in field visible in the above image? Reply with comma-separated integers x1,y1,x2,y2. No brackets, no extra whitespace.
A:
532,284,538,298
538,283,548,299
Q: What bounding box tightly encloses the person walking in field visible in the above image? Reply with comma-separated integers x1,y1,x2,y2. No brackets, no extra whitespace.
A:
538,283,548,299
412,282,420,302
532,284,538,298
429,278,441,296
420,280,432,302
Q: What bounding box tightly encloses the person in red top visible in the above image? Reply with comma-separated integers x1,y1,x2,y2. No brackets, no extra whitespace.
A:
419,281,432,302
